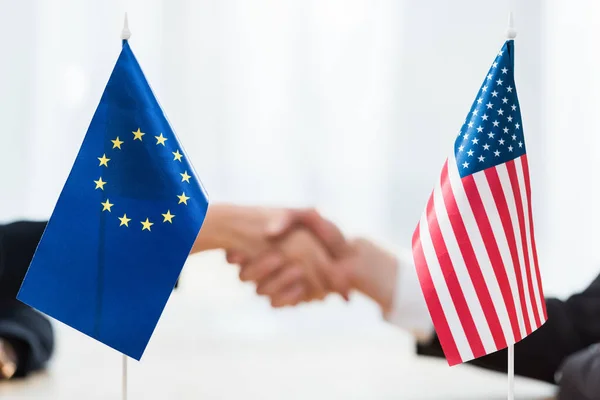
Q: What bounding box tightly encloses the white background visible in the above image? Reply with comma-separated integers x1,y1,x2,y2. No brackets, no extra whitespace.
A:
1,0,598,334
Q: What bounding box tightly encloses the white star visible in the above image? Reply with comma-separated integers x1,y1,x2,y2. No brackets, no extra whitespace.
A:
493,62,498,68
508,146,514,152
498,50,504,56
518,141,523,147
501,67,508,74
482,85,488,92
472,138,479,145
458,145,464,152
503,127,509,134
478,155,485,162
467,150,474,156
477,98,483,104
507,116,513,122
462,161,469,168
502,97,509,104
488,132,495,138
467,121,474,128
494,150,501,157
472,109,479,116
486,102,494,109
511,104,517,111
482,114,489,121
463,133,469,139
476,126,483,133
512,134,517,140
497,109,504,115
498,138,505,145
483,143,491,150
492,90,499,97
515,122,521,129
487,74,493,80
507,86,513,93
493,120,499,127
496,79,503,86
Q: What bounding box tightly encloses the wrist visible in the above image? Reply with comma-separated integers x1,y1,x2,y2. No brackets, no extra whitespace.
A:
0,338,17,380
192,203,238,253
191,204,275,256
348,238,398,314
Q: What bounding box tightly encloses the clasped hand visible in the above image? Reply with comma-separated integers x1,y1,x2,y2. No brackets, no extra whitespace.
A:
194,204,396,310
226,208,350,307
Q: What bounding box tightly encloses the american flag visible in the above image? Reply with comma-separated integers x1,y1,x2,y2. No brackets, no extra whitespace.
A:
412,40,547,366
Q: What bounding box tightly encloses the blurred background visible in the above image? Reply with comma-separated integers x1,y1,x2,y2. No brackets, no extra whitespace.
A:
1,0,598,398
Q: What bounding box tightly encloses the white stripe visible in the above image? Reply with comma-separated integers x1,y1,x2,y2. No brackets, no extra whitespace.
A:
514,157,546,326
418,213,473,362
473,169,526,341
446,157,513,348
496,163,536,329
434,165,495,353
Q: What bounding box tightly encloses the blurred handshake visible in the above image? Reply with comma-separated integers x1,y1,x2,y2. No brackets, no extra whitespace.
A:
192,204,399,312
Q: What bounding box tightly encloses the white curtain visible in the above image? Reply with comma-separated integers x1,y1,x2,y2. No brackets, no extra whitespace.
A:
0,0,594,303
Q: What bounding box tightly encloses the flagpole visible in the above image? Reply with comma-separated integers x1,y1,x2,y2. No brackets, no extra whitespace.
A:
122,354,128,400
505,11,517,400
120,14,131,400
508,345,514,400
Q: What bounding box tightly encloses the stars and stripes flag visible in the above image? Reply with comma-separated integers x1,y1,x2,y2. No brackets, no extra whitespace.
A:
412,40,547,366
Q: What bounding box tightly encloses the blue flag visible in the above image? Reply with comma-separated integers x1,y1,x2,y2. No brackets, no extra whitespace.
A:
17,40,209,360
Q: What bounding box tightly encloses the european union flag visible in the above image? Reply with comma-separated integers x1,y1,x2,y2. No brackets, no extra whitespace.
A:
17,39,209,360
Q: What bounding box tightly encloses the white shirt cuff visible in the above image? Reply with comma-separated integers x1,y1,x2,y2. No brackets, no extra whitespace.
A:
383,248,435,344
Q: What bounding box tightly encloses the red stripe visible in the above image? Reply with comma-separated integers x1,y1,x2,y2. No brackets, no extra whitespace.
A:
412,223,462,366
425,187,486,359
484,167,531,334
520,155,547,321
505,160,542,328
462,174,522,342
440,163,506,351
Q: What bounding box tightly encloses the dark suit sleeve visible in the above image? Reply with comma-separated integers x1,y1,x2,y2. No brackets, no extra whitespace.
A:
556,344,600,400
416,273,600,384
0,221,47,302
0,221,54,376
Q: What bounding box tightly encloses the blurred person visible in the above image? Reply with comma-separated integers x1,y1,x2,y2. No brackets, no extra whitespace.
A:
228,209,600,393
0,221,54,380
556,343,600,400
0,204,346,379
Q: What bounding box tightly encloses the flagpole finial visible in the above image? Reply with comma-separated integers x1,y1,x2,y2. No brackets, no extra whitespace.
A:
121,13,131,41
506,11,517,39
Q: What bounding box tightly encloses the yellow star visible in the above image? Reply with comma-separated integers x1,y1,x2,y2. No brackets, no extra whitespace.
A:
98,154,110,167
101,199,113,212
155,133,168,146
141,218,154,231
162,210,175,223
173,150,183,162
180,171,191,183
132,128,145,141
94,177,107,190
119,214,131,227
111,137,124,149
177,192,190,205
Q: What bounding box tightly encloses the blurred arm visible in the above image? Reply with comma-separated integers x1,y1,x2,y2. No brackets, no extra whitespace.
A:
0,221,47,302
0,221,54,377
382,248,434,343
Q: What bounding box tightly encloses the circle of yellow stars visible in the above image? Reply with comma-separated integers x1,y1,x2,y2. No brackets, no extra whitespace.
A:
94,128,193,231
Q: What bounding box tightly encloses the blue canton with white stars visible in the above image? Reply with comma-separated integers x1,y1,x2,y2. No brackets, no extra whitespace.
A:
455,40,526,178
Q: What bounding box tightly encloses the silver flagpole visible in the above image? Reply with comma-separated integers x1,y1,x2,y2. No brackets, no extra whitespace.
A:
120,12,131,400
122,354,128,400
506,9,517,400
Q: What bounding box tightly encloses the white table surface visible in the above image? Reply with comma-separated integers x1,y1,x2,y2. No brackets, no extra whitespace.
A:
0,252,556,399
